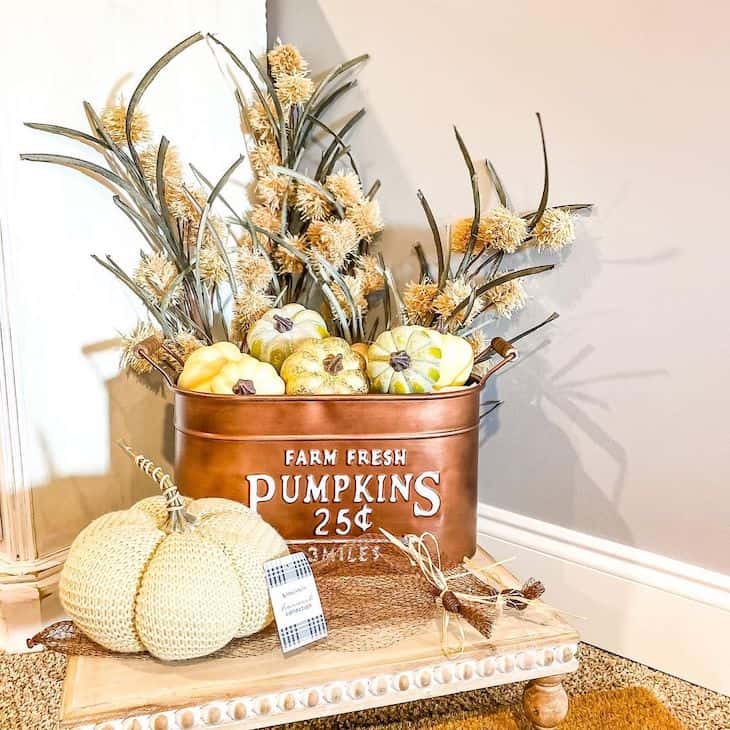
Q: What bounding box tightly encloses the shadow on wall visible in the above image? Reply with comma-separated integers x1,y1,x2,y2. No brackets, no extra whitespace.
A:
29,367,172,558
481,342,650,546
480,227,671,545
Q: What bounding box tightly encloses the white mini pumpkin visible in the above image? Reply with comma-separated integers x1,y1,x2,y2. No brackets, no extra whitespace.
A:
60,450,288,661
247,303,329,371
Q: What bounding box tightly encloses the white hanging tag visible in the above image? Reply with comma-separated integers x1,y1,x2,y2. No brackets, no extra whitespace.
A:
264,552,328,653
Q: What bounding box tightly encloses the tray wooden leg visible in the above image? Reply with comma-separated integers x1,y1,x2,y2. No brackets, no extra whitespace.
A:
522,674,569,729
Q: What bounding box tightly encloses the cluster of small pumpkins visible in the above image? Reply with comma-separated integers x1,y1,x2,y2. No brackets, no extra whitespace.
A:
178,304,475,396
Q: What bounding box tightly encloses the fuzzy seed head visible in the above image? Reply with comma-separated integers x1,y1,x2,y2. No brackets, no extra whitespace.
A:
166,185,206,224
247,95,277,141
170,332,205,362
355,254,385,294
433,278,484,326
450,217,490,253
100,103,151,147
451,208,528,254
346,199,384,241
138,145,183,186
232,290,274,339
267,43,308,79
235,230,254,252
333,273,368,316
403,280,438,326
308,219,358,269
197,242,229,286
534,208,576,251
235,250,274,292
325,172,363,208
256,174,290,210
295,184,332,222
249,204,281,234
467,331,488,359
274,233,308,274
483,206,528,253
249,141,281,176
133,253,180,305
484,277,528,318
120,322,162,375
275,72,314,107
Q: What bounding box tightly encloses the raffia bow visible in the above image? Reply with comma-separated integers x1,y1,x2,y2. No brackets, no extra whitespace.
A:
380,529,548,658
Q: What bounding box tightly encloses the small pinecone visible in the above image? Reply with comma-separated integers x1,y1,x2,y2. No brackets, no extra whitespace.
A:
521,578,545,601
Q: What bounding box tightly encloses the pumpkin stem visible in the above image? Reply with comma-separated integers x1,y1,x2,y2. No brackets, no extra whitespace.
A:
323,353,344,375
389,350,411,372
117,441,196,533
233,378,256,395
273,314,294,333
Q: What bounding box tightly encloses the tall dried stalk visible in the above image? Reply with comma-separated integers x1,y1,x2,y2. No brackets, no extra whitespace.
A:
402,116,592,364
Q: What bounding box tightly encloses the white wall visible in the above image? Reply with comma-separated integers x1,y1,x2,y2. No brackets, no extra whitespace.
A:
0,0,265,559
267,0,730,575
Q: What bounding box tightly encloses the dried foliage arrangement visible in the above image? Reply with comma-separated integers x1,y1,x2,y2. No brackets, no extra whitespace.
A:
22,33,385,380
397,119,591,378
23,33,590,390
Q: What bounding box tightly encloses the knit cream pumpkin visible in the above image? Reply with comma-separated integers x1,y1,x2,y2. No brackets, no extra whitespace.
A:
59,448,288,661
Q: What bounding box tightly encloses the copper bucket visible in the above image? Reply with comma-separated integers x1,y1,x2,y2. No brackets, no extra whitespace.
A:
170,338,517,566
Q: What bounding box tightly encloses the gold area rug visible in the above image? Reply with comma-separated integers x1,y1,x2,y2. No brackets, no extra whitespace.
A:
404,687,684,729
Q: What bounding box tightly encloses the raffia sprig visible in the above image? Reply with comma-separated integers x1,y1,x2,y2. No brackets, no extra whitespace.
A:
381,528,583,658
381,529,510,658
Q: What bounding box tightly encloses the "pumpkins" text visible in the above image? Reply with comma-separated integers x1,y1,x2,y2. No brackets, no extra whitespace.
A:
245,448,441,536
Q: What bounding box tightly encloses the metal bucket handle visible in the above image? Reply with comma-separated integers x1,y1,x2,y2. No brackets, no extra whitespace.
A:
477,337,518,388
135,335,518,393
134,336,177,389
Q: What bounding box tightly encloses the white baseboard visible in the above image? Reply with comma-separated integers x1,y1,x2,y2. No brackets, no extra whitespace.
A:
477,504,730,696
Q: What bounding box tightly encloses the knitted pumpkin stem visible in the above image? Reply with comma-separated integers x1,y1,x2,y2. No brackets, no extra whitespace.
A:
117,441,196,533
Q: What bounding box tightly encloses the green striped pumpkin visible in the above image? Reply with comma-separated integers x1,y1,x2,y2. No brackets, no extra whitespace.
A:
367,326,442,394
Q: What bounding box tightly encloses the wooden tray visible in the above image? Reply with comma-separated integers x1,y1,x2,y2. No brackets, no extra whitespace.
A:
60,548,579,729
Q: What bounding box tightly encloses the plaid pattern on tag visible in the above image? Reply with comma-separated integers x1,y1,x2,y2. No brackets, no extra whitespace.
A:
279,614,327,652
265,551,313,587
265,552,327,653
